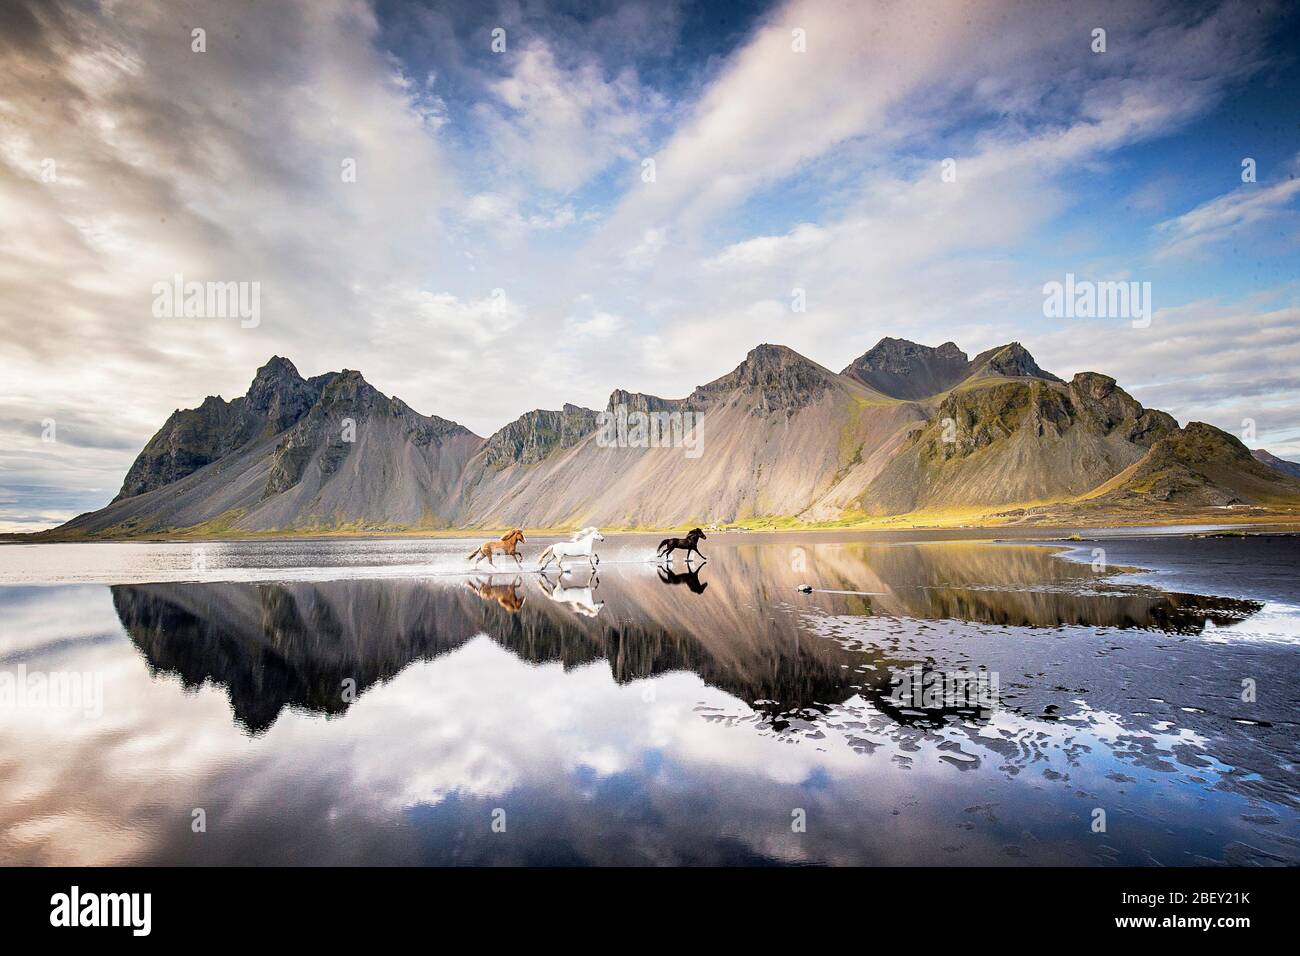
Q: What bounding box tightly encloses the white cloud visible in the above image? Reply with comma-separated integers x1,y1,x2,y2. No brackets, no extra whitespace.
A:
479,39,661,192
567,310,626,337
0,0,1294,528
1154,164,1300,259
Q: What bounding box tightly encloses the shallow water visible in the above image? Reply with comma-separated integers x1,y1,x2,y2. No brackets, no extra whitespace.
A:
1,532,1297,865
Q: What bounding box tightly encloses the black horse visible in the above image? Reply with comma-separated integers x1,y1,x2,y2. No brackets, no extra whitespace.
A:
657,527,706,565
657,565,708,594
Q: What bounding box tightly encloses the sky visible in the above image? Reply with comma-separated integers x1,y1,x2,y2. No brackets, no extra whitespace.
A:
1,0,1298,532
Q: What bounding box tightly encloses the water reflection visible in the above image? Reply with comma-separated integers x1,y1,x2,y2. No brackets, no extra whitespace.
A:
109,541,1259,735
4,536,1295,866
466,576,526,613
656,565,709,593
537,571,605,617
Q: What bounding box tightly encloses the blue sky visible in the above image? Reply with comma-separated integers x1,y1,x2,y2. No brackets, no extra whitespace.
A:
1,0,1298,530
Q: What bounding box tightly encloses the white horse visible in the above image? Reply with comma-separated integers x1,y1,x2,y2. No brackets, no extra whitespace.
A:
539,571,604,618
536,526,604,572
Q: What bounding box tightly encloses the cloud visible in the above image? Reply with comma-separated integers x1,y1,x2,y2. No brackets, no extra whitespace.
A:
0,0,1295,529
477,39,663,192
566,310,626,338
1153,161,1300,259
597,0,1275,250
572,0,1285,399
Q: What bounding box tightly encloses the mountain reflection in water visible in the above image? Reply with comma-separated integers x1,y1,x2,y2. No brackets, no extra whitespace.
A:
3,536,1296,866
110,541,1259,734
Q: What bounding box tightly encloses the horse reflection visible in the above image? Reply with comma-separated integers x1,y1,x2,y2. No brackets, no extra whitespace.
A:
539,571,604,618
465,576,526,613
656,565,708,594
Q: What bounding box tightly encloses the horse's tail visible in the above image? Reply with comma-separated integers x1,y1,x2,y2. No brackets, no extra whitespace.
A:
537,545,554,567
467,546,481,560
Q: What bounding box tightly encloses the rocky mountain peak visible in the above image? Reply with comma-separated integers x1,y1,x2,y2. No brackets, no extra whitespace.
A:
1175,421,1255,462
1071,371,1118,399
842,337,972,400
316,369,381,408
249,355,300,385
693,344,836,410
1253,448,1300,479
243,355,316,433
860,337,967,370
1068,371,1177,446
972,342,1063,383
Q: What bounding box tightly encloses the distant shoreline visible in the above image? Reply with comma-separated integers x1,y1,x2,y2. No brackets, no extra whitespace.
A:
5,512,1299,545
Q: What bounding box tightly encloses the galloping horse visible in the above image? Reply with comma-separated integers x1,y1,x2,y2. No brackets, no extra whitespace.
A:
657,527,706,566
536,526,604,572
467,528,526,568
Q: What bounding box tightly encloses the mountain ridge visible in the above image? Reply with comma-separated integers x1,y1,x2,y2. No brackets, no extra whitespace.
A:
43,338,1300,537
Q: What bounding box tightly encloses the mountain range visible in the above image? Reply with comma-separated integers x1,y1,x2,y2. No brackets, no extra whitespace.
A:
44,338,1300,537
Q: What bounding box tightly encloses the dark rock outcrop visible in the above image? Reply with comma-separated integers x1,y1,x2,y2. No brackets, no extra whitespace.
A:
690,343,838,412
842,338,1062,401
481,404,600,469
967,342,1064,383
842,337,971,399
114,356,320,501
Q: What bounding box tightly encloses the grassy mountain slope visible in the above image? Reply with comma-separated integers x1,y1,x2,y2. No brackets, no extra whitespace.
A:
1083,422,1300,507
856,359,1176,515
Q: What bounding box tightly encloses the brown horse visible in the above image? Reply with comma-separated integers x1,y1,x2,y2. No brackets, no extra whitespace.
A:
467,529,526,568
